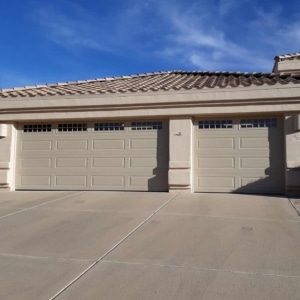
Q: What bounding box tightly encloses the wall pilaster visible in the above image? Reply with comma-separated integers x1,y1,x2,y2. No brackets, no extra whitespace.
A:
285,114,300,195
168,117,192,192
0,124,16,191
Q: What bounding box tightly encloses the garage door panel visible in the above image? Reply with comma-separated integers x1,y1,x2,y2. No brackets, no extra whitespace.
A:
21,140,52,151
21,158,52,169
91,175,125,188
197,176,235,189
129,139,157,150
56,140,88,150
55,158,88,168
239,137,269,149
20,175,51,187
55,175,87,187
92,157,125,168
197,157,235,168
240,157,270,169
194,117,284,194
129,174,167,191
92,139,125,150
16,121,168,191
240,177,264,187
197,138,234,149
129,157,157,168
238,176,280,194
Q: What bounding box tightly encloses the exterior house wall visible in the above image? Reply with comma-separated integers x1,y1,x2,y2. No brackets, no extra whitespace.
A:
0,124,16,190
275,60,300,74
285,114,300,194
169,117,192,192
1,68,300,193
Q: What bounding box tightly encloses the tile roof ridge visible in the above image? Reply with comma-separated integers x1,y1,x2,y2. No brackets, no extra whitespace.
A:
275,52,300,61
169,70,273,76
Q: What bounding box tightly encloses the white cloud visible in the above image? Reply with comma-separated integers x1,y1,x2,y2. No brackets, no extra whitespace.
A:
153,0,300,71
28,0,300,73
154,2,271,71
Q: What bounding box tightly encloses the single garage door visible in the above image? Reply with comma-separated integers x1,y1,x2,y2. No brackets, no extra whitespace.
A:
194,117,284,194
16,120,169,191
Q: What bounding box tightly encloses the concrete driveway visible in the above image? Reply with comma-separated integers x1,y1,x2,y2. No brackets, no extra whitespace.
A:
0,191,299,300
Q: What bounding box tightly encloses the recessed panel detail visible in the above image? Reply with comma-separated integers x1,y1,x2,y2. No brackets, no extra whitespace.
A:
55,176,87,186
21,158,51,168
198,176,235,188
22,141,52,151
93,139,125,150
56,140,88,150
240,158,269,169
198,138,234,149
56,158,87,168
197,158,234,168
130,158,156,168
92,176,125,187
21,176,51,186
92,158,125,168
130,139,157,149
240,138,268,149
130,176,150,187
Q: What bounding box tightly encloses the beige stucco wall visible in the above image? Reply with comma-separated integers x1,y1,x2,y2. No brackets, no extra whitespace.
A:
275,60,300,73
285,114,300,193
168,118,192,192
0,124,16,190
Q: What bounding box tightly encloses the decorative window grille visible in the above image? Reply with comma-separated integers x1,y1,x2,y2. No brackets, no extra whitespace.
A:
94,122,124,131
240,118,277,128
198,120,233,129
131,121,163,130
23,124,52,133
58,123,87,132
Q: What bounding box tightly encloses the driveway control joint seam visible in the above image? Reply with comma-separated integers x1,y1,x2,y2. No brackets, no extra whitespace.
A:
49,192,179,300
0,191,85,221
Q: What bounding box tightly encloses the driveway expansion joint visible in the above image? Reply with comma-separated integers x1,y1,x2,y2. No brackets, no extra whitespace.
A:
0,252,93,263
49,193,179,300
289,198,300,216
0,191,85,221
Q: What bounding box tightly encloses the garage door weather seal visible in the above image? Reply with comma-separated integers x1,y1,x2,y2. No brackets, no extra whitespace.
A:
49,193,179,300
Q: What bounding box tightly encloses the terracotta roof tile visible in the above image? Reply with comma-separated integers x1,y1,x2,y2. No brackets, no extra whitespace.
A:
1,71,300,98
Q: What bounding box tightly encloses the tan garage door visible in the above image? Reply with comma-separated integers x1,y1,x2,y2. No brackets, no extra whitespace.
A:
194,117,284,194
16,121,169,191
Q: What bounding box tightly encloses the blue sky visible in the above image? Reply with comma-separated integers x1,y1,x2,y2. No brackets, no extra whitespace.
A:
1,0,300,89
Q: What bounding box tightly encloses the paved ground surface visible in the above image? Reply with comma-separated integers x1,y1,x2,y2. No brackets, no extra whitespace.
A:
290,198,300,216
0,191,299,300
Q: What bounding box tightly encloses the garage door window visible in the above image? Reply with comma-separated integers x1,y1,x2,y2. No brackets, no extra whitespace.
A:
58,123,87,132
240,118,277,128
198,120,233,129
94,122,124,131
23,124,52,133
131,121,163,130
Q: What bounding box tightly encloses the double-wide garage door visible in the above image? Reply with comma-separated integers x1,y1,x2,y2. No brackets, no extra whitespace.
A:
16,121,169,191
194,117,284,194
